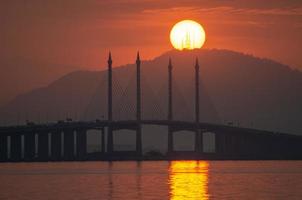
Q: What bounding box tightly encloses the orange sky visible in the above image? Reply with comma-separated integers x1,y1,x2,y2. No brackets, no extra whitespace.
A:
1,0,302,67
0,0,302,105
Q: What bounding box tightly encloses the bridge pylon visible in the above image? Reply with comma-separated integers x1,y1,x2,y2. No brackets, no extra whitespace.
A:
136,52,142,156
194,58,203,153
167,58,174,154
107,52,113,154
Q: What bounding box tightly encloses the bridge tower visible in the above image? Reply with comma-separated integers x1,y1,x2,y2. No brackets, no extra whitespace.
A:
108,53,113,121
167,58,174,153
107,52,113,153
195,58,203,153
136,52,142,155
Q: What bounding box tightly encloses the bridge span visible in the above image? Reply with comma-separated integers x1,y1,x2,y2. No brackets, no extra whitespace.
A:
1,53,301,162
0,120,301,162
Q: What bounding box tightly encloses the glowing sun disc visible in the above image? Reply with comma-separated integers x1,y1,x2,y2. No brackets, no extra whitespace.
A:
170,20,206,50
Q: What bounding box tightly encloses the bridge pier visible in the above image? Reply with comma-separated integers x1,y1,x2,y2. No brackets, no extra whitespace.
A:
107,126,113,153
244,134,254,158
215,131,254,159
264,135,274,158
226,132,237,158
215,132,223,156
38,132,49,161
195,129,203,153
216,132,229,158
0,134,8,161
259,135,269,158
237,134,248,158
222,132,230,157
64,130,75,160
251,135,260,158
51,131,62,160
24,132,35,161
254,135,263,158
223,133,230,156
229,133,236,157
10,134,22,161
76,129,87,160
101,127,105,153
136,125,142,156
167,127,174,154
234,133,246,158
252,135,261,158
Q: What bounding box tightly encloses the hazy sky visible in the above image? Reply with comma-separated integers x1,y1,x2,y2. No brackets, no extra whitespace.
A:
0,0,302,105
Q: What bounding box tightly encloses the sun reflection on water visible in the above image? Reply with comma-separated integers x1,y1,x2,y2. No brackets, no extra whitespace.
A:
169,161,209,200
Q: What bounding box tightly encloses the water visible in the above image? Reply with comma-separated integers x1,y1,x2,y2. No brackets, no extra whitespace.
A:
0,161,301,199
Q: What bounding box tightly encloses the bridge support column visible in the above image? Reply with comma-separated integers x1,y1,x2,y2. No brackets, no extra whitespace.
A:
64,130,75,160
236,134,244,158
250,135,259,158
229,133,239,158
257,136,264,157
107,126,113,153
76,129,87,160
244,135,254,158
215,132,222,155
11,134,22,161
167,127,174,154
241,134,250,158
261,135,269,158
224,133,232,157
101,127,105,153
38,133,49,161
228,133,235,157
24,133,35,161
51,131,62,160
136,125,142,156
195,129,203,153
0,134,8,161
215,132,227,157
201,131,204,153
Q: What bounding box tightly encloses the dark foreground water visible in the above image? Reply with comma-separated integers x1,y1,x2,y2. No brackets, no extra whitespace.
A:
0,161,301,199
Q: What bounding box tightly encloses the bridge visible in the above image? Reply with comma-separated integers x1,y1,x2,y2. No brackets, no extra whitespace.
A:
0,53,301,162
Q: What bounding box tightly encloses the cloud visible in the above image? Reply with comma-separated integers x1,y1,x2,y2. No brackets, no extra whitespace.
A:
143,6,302,17
230,7,302,16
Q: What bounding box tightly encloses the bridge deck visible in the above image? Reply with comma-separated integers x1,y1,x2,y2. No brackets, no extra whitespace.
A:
0,120,300,139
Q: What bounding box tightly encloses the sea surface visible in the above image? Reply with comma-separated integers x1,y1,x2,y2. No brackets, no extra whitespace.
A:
0,161,301,199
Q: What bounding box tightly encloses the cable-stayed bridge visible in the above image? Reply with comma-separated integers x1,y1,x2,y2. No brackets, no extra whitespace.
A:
0,53,301,162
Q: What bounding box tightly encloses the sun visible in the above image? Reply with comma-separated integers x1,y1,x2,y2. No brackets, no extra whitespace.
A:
170,20,206,50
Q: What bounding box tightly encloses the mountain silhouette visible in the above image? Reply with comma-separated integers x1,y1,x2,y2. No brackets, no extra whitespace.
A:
1,49,302,136
0,57,81,107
